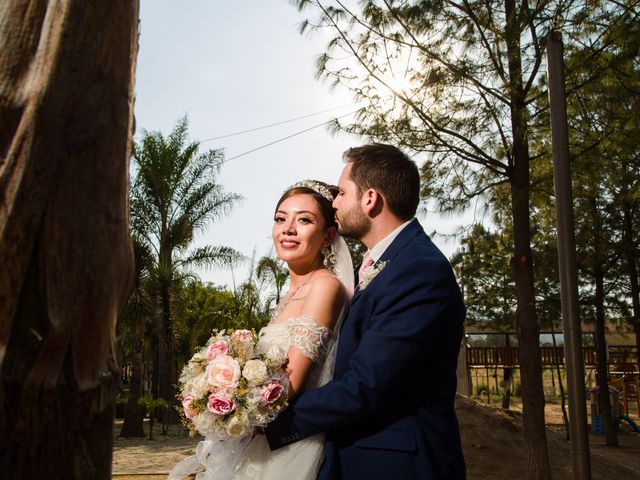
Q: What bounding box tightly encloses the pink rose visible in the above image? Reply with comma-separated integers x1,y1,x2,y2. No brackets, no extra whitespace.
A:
207,340,229,361
182,395,197,419
207,391,235,415
206,354,241,389
260,381,284,405
231,329,253,343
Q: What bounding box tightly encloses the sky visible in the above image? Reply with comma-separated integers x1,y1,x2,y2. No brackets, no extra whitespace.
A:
134,0,469,288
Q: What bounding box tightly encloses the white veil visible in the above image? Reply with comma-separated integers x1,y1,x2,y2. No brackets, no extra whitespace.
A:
331,235,354,293
318,234,353,385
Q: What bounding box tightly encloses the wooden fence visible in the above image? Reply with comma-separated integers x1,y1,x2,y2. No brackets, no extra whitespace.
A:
466,345,638,374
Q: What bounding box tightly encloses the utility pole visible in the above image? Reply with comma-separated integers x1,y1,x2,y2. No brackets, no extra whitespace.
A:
545,31,592,480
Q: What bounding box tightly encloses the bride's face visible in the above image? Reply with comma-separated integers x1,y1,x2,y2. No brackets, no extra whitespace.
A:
272,194,333,268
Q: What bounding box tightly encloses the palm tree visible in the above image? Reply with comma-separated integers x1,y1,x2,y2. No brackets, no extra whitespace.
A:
130,117,241,421
119,236,154,437
256,255,289,307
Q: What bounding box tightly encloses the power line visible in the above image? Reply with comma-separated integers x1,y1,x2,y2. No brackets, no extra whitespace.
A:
200,105,355,143
221,108,363,164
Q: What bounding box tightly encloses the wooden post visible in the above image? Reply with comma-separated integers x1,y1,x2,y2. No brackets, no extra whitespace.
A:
545,31,592,479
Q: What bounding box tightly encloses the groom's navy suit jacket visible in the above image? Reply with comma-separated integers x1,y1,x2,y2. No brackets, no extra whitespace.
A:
266,219,466,479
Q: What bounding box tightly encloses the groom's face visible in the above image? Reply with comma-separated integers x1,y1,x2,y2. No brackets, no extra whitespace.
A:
333,163,370,240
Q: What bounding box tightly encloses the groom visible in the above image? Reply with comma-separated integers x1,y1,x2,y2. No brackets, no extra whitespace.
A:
266,143,466,479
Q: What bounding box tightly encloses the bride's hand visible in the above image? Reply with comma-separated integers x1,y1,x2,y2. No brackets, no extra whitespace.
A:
252,426,265,438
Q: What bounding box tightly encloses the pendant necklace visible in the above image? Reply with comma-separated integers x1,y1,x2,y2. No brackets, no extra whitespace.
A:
273,270,318,319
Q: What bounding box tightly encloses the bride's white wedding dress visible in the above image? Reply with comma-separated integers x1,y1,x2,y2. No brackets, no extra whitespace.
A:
231,313,344,480
168,235,353,480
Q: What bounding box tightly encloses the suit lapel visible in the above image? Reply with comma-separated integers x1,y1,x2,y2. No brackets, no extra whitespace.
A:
336,219,426,355
349,218,424,306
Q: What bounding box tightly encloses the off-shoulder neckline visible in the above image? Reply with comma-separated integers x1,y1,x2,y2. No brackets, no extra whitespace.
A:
266,314,330,330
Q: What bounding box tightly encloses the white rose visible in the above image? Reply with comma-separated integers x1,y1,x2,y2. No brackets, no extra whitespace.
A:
265,344,287,364
225,414,249,438
193,410,217,436
189,372,210,398
242,359,268,385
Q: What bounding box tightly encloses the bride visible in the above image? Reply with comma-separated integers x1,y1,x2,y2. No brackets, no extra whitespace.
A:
231,180,353,479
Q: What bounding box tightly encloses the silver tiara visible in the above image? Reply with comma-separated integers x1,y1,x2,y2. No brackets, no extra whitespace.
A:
287,179,334,203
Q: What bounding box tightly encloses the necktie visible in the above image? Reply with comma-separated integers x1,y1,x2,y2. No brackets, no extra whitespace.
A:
358,254,374,284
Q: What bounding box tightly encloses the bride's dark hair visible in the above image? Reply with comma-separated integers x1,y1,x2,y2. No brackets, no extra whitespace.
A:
275,180,338,229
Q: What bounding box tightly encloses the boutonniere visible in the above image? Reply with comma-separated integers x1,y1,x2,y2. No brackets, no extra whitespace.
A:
359,261,387,290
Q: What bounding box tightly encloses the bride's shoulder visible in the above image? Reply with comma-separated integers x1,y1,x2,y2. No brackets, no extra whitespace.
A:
308,271,346,298
301,272,348,328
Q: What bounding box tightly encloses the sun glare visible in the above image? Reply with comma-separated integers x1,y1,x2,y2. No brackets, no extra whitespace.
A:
369,67,419,115
385,73,414,96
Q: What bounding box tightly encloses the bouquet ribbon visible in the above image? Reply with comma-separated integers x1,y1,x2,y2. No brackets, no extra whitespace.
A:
168,433,252,480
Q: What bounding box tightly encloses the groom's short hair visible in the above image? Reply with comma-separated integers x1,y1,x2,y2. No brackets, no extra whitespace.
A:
343,143,420,221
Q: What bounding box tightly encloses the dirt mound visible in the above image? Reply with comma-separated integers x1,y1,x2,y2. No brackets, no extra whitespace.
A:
456,395,640,479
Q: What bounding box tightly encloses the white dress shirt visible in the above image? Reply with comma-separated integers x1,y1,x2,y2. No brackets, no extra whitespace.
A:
366,218,413,263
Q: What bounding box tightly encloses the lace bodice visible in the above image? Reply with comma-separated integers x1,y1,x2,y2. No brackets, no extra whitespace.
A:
256,315,334,392
258,315,331,361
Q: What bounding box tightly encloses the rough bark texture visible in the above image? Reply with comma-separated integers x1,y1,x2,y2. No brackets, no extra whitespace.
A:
510,178,550,480
505,0,550,476
0,1,138,477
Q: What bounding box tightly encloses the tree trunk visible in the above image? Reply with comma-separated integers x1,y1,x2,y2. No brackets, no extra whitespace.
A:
510,179,550,480
505,0,550,475
152,334,160,399
502,334,512,410
0,1,138,478
159,279,178,425
551,328,570,440
622,201,640,366
502,367,513,409
594,265,619,446
588,197,618,446
120,312,145,437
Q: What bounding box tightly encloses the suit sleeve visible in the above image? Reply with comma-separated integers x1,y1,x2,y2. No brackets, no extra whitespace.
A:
266,255,464,450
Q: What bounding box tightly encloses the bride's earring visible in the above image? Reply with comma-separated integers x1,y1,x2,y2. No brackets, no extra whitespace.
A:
322,244,337,273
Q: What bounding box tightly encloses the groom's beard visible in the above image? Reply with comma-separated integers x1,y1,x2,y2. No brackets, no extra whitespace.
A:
335,206,370,240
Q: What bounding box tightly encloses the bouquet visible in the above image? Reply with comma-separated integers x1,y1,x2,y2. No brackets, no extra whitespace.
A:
178,328,289,438
169,329,289,480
